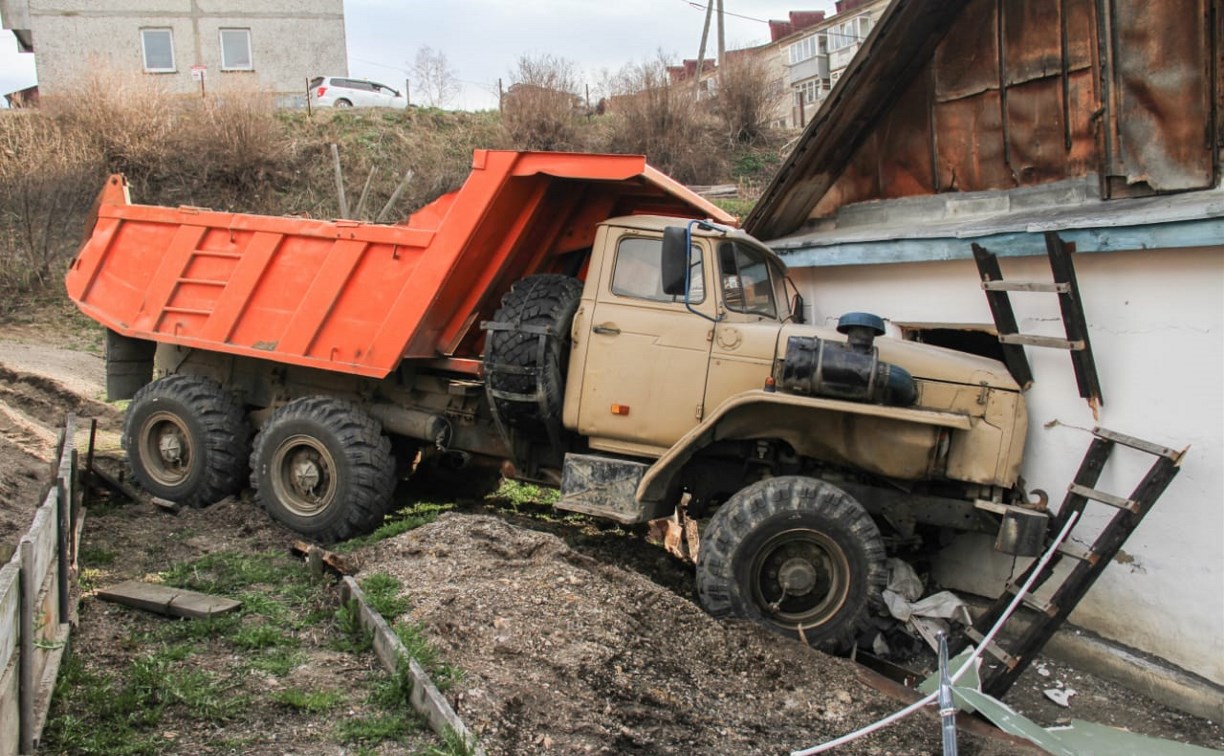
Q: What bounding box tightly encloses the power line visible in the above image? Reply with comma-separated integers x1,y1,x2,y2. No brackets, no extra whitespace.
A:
679,0,770,24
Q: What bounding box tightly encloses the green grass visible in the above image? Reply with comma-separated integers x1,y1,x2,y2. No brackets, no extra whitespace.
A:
492,479,559,508
335,711,424,745
360,572,409,620
250,647,308,676
271,688,345,713
336,501,452,552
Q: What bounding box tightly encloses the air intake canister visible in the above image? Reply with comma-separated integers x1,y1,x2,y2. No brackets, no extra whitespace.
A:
778,334,918,406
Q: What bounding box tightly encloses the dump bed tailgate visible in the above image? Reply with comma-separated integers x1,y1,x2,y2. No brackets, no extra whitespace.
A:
66,150,733,378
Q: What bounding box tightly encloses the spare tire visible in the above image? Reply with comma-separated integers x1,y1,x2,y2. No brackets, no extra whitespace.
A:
483,274,584,438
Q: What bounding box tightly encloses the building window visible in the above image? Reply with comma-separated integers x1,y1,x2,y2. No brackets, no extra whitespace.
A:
788,33,824,65
828,19,860,51
219,28,253,71
799,78,821,104
140,28,175,72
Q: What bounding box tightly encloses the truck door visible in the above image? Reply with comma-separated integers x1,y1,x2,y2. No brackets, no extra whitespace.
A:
575,232,714,454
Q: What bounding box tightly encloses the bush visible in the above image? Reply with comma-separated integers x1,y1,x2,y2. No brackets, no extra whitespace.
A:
502,54,585,151
601,56,725,184
711,53,785,144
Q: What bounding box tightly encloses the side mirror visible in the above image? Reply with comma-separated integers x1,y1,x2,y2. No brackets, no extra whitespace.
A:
791,292,806,324
661,226,688,296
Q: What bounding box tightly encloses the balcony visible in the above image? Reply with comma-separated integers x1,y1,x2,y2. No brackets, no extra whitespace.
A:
828,43,861,73
787,54,829,86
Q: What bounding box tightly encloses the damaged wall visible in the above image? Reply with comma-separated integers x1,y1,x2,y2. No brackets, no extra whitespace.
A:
789,245,1224,687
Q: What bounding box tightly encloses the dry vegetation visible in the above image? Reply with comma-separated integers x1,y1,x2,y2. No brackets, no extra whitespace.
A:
0,58,789,309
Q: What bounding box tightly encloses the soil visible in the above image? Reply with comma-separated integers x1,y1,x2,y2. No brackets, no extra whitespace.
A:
1,314,1222,755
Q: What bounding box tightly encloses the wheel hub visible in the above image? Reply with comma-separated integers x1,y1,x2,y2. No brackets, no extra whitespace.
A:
157,432,183,465
270,434,337,518
290,452,322,496
139,411,193,487
751,528,850,630
778,557,819,596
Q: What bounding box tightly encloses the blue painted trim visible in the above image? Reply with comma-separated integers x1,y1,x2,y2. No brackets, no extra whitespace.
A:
771,218,1224,268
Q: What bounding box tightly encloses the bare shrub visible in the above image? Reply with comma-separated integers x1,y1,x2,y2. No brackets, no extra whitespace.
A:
601,56,725,184
178,91,285,190
502,54,584,151
0,112,102,298
711,52,785,144
44,68,179,180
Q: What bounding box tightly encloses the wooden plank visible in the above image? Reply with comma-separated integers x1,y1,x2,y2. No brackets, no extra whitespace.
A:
340,577,482,755
0,656,19,756
998,333,1085,350
27,496,56,592
19,539,34,754
0,561,18,675
96,581,241,619
31,623,70,752
981,280,1070,293
88,464,143,503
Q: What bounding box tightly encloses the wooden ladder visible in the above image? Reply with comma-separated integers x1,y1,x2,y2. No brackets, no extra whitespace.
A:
972,231,1102,413
955,426,1185,697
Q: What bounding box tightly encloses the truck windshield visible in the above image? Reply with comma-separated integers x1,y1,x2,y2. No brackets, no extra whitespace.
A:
718,241,777,318
612,236,705,304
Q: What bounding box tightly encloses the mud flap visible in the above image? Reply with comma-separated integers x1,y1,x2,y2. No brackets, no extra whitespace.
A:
556,453,666,524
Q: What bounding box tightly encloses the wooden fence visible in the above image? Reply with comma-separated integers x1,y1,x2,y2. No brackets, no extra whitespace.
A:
0,415,82,756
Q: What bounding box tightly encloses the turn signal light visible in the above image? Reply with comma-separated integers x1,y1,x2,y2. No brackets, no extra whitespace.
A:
611,404,630,416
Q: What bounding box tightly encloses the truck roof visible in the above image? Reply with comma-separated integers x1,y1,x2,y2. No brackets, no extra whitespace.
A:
66,151,736,378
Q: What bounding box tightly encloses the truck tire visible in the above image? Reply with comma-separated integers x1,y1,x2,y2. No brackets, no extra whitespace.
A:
123,375,250,508
696,476,886,653
484,274,584,436
250,397,395,543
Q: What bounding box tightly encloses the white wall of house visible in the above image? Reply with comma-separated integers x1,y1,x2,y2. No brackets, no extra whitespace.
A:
24,0,346,97
790,244,1224,685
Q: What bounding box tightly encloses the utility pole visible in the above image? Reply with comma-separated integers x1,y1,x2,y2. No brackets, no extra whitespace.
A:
694,0,714,96
716,0,726,86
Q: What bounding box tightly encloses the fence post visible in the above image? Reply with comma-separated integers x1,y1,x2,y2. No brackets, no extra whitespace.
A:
56,477,70,621
18,537,34,754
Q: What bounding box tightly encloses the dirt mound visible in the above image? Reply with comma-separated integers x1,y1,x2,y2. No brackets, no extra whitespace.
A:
361,513,1011,755
0,364,118,430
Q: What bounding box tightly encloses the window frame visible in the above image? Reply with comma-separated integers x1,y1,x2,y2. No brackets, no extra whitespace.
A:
218,27,253,71
140,27,176,73
610,236,705,306
717,241,780,319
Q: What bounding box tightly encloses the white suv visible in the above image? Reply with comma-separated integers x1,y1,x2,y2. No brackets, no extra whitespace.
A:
309,77,406,109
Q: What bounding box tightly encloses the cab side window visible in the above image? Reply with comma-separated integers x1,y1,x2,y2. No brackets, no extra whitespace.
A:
611,237,704,304
718,242,776,317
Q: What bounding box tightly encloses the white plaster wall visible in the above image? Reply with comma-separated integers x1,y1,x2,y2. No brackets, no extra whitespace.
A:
790,245,1224,685
28,0,346,96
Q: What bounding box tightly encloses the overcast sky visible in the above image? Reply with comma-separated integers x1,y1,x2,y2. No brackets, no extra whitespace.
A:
0,0,837,108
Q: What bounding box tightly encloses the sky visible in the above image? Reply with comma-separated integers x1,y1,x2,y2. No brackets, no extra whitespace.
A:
0,0,837,108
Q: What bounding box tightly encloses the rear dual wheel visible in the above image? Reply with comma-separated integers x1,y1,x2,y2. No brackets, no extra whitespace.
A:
123,375,250,508
250,397,395,544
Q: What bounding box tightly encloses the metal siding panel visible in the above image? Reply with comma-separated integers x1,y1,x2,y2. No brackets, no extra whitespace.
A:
1007,78,1074,184
935,91,1012,191
1112,0,1214,190
934,0,1000,102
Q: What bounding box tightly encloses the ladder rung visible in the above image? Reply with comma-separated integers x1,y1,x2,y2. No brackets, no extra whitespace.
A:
1067,483,1139,513
1004,584,1057,616
1093,427,1181,461
965,628,1018,668
998,333,1086,350
1057,541,1099,565
981,281,1071,294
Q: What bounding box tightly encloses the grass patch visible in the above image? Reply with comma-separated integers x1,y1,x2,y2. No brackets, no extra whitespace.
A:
394,620,464,692
492,479,559,508
79,546,118,565
335,711,424,746
332,600,373,653
360,572,409,620
249,647,308,676
271,688,345,713
232,621,297,651
336,501,452,552
159,550,299,595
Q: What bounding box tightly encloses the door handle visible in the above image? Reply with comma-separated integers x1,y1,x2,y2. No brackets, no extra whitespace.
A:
592,323,620,335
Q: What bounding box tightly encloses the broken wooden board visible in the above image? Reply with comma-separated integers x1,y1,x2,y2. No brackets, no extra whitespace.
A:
97,581,240,619
290,540,359,576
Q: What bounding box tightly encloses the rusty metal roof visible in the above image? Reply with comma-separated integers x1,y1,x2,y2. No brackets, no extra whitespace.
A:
746,0,1220,242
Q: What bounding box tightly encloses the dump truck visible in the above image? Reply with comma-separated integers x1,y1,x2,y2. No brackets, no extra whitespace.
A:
66,150,1043,651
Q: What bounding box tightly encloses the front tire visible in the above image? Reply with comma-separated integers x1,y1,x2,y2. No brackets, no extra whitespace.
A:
250,398,395,543
123,375,250,508
696,476,886,652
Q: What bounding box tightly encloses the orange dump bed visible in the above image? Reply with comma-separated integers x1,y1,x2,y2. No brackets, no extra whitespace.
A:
66,150,733,379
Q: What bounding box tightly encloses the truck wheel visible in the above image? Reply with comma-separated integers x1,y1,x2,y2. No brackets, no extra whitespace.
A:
484,274,584,436
250,397,394,543
696,476,886,653
123,375,250,508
